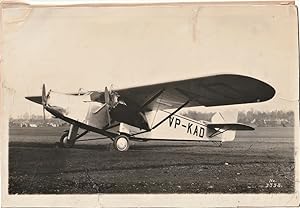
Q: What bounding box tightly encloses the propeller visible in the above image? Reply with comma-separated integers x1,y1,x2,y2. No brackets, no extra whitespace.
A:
104,86,111,126
42,84,47,121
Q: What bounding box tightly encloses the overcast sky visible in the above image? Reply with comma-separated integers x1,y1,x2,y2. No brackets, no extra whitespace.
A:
2,4,299,118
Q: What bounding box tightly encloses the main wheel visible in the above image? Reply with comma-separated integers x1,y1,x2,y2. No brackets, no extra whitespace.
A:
113,135,130,152
60,132,75,148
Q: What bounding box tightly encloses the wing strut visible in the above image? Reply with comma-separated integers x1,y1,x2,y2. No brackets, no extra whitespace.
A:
151,100,189,129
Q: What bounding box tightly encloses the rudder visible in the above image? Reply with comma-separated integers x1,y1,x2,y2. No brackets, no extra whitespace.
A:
211,110,238,141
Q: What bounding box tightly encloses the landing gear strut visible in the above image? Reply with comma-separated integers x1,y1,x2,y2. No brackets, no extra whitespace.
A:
60,132,75,148
59,124,79,148
113,135,130,151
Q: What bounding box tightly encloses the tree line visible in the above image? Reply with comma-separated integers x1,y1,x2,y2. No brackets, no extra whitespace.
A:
181,110,294,127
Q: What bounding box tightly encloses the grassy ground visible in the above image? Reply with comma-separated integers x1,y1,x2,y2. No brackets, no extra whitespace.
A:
8,127,295,194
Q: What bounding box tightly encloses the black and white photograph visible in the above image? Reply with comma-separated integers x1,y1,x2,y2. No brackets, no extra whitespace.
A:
1,0,299,207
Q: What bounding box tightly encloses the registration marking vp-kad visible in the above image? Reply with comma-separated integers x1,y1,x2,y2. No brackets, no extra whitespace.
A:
168,116,205,138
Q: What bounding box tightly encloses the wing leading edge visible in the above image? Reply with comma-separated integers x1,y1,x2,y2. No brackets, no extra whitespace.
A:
116,74,275,111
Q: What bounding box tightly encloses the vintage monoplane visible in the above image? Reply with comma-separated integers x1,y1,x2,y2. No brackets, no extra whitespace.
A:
25,74,275,151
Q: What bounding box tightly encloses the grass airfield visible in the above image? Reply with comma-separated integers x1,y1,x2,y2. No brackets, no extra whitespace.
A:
8,126,294,194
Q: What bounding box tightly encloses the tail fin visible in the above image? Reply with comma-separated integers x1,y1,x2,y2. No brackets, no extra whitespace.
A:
211,110,238,123
210,110,238,142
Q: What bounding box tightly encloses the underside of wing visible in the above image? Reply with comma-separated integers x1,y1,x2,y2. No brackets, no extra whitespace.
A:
115,74,275,111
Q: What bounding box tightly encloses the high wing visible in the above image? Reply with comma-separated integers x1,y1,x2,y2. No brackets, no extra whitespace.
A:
115,74,275,111
26,74,275,133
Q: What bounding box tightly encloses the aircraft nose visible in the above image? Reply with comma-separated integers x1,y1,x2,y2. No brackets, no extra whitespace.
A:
25,96,43,105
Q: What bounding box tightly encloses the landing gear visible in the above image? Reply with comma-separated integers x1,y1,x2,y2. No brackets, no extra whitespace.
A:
113,135,130,151
60,132,75,148
59,124,79,148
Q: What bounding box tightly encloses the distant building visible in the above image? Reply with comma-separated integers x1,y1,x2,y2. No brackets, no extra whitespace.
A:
47,123,58,127
20,122,28,127
29,124,37,128
263,119,289,127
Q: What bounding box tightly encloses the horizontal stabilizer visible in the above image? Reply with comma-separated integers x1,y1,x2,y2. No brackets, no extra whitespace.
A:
207,123,254,131
25,96,42,105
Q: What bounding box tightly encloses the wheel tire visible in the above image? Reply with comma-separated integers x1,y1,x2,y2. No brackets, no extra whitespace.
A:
113,135,130,152
60,132,75,148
